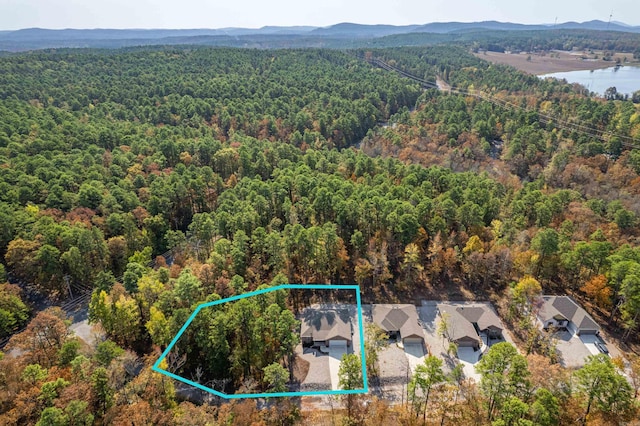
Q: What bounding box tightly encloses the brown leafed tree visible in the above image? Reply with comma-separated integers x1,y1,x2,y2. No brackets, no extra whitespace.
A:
106,400,174,426
8,307,69,367
5,238,40,284
526,354,569,395
174,401,218,426
216,400,266,426
580,274,612,310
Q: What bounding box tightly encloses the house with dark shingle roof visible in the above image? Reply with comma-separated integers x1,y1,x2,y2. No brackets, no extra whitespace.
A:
300,309,352,348
536,296,600,336
437,303,504,351
371,304,425,345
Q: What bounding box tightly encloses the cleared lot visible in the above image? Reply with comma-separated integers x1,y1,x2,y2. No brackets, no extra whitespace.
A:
69,319,104,348
473,50,633,75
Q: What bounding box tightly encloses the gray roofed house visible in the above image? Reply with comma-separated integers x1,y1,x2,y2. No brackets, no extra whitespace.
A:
371,304,425,344
437,303,504,351
537,296,600,336
300,309,352,348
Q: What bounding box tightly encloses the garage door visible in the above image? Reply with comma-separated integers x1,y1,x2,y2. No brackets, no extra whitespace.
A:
456,337,479,348
404,337,424,345
329,339,347,348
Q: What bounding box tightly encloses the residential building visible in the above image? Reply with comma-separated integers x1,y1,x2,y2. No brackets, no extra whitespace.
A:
537,295,600,336
437,303,504,351
300,309,352,348
371,304,425,345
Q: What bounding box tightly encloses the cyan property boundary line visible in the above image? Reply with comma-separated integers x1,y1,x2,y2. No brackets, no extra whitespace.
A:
152,284,369,399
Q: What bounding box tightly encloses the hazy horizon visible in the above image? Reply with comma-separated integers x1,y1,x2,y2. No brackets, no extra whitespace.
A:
0,0,638,31
2,18,639,32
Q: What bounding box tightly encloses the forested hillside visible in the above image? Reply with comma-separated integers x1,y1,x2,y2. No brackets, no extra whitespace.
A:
361,47,640,202
1,45,639,425
368,29,640,55
2,26,640,53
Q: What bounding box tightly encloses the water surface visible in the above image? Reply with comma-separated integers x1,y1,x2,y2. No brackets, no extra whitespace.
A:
539,66,640,96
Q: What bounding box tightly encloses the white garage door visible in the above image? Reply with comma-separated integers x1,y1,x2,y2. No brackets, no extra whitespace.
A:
329,339,347,348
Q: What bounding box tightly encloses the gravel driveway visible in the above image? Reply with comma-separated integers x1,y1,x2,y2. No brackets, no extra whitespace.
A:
377,344,410,384
296,346,331,390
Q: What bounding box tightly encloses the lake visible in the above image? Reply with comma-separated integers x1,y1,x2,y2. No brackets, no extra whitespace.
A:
539,66,640,97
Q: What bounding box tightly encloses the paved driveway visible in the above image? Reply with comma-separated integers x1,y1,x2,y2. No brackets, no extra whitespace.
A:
328,347,347,390
554,330,593,367
404,343,426,373
579,334,604,356
417,302,454,374
457,347,482,382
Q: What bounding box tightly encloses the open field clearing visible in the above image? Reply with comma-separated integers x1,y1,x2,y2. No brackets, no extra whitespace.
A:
475,50,639,74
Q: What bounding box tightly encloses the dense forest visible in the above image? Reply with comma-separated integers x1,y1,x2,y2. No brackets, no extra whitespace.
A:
1,43,639,424
2,26,639,54
369,29,640,56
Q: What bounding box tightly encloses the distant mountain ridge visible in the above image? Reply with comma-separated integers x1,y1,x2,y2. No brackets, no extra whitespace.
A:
0,26,318,41
0,20,638,51
310,23,420,37
411,19,640,34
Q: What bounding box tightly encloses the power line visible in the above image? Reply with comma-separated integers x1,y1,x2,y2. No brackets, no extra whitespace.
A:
361,56,640,150
369,56,639,147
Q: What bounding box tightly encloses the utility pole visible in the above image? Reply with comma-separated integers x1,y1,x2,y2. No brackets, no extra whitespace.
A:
64,274,73,298
607,11,613,31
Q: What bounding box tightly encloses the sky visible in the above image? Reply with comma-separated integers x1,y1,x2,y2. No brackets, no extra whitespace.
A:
0,0,638,30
